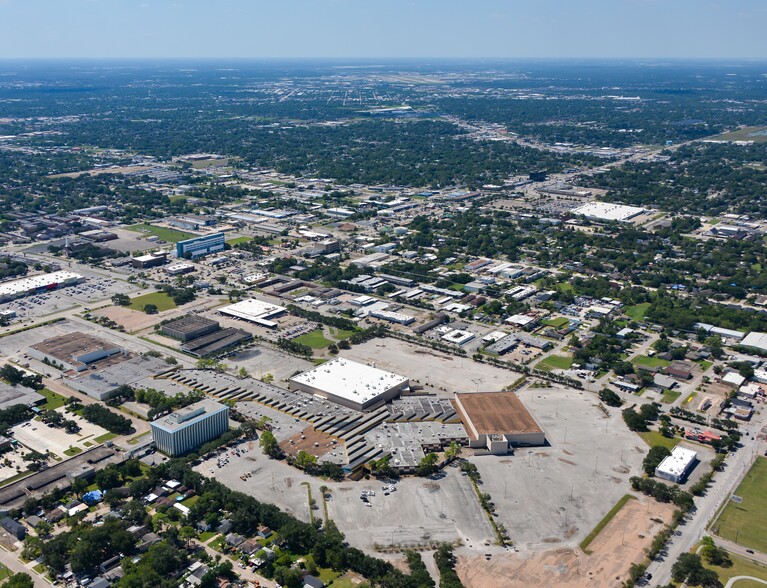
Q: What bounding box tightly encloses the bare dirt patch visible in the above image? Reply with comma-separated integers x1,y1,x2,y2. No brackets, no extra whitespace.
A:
456,497,675,588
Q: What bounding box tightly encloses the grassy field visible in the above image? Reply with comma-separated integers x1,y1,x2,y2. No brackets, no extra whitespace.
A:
579,494,636,554
712,457,767,552
632,354,670,369
329,578,357,588
625,303,651,321
327,327,357,341
638,430,680,451
699,360,713,371
0,564,10,581
64,446,83,456
129,292,177,312
94,432,118,443
704,550,767,586
553,282,575,293
661,389,682,404
535,354,573,371
708,126,767,143
293,330,332,349
126,223,197,243
541,316,569,328
38,388,67,410
226,236,253,246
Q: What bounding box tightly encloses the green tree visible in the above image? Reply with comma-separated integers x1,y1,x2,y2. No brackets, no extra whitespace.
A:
643,445,672,476
2,572,34,588
444,442,462,460
112,293,131,306
416,452,439,477
259,430,282,459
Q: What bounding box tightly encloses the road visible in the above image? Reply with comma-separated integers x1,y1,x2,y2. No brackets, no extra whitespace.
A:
644,414,767,585
725,577,767,588
192,538,274,587
0,543,50,587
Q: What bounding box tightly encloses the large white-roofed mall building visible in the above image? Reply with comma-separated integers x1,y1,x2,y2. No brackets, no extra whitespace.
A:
572,202,646,223
0,271,84,302
289,357,409,411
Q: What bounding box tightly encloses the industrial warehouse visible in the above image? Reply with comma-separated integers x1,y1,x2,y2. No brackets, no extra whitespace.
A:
453,391,546,454
160,315,252,356
29,332,124,372
289,357,410,411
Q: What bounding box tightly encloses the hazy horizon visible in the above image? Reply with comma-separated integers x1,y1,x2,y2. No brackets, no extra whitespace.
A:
0,0,765,60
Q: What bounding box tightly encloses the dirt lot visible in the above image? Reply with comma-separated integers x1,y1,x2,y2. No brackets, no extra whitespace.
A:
456,497,675,588
340,339,518,395
97,295,222,333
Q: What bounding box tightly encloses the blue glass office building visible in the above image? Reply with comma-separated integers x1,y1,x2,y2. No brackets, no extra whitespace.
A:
176,233,225,259
150,399,229,456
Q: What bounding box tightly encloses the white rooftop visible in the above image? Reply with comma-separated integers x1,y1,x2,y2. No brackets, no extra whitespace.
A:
656,446,698,478
573,202,645,222
0,271,82,298
219,298,286,324
741,331,767,352
722,372,746,388
290,357,408,405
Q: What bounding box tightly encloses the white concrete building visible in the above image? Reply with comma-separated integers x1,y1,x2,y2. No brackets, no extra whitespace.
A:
289,357,409,411
655,446,698,483
218,298,286,328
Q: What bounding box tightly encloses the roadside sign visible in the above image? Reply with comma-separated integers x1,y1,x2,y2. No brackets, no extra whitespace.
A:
731,495,743,504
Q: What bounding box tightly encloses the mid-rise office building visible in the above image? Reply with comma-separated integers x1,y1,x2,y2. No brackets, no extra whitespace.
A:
150,399,229,456
176,233,225,260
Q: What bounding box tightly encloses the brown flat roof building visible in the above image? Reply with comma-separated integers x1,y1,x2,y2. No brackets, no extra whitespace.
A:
453,391,545,454
29,332,123,372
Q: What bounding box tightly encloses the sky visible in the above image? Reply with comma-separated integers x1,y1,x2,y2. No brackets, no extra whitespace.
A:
0,0,765,60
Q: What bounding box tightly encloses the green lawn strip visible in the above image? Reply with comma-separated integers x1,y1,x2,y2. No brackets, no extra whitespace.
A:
293,330,331,349
683,392,698,405
38,388,67,410
64,446,83,456
0,470,32,488
327,327,357,341
699,360,713,371
199,531,218,543
129,291,177,312
226,236,253,246
631,355,670,369
94,432,118,443
660,389,682,404
318,567,341,584
328,578,357,588
541,317,569,328
625,303,651,321
535,354,573,372
127,432,151,445
126,223,197,243
638,430,680,451
182,495,200,508
579,494,637,554
712,457,767,552
704,550,767,585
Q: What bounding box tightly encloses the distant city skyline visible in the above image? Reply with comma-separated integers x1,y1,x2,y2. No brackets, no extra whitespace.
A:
0,0,765,60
